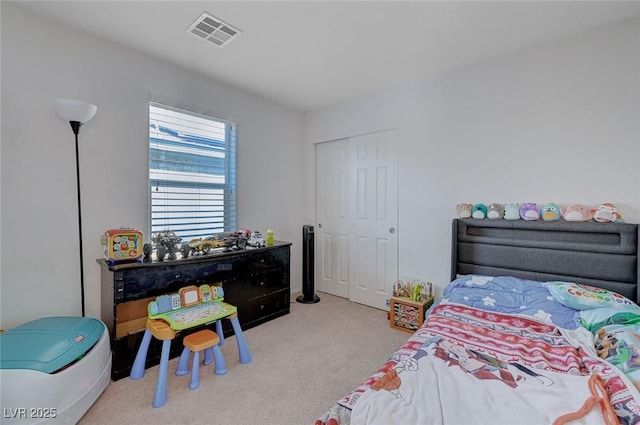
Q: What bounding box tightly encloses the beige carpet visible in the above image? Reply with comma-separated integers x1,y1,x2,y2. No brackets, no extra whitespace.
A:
79,293,409,425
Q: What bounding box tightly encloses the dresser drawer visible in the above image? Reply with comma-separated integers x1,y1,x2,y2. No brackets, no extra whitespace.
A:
234,289,290,329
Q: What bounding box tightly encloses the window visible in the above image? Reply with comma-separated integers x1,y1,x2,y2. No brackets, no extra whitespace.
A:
149,102,236,241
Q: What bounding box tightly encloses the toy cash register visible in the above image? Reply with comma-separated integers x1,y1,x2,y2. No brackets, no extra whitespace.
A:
102,228,144,264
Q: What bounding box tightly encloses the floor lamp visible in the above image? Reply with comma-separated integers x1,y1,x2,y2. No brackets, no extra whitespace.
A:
54,98,98,317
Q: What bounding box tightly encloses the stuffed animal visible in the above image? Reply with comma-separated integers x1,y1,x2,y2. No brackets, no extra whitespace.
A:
504,203,520,220
540,203,561,221
562,204,593,222
593,202,624,223
472,204,487,219
486,203,504,220
519,203,540,221
456,203,473,219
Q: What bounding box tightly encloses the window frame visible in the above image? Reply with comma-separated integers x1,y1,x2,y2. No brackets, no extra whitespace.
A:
148,102,237,243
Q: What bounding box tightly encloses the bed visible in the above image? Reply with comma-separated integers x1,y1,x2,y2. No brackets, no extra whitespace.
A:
316,218,640,425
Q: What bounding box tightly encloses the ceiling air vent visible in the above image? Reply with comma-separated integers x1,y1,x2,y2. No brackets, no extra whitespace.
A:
186,12,242,47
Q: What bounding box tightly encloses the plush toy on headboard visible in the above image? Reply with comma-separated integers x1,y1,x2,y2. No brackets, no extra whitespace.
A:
519,203,540,221
561,204,593,221
540,203,561,221
472,204,487,219
593,202,624,223
504,203,520,220
456,203,473,219
486,203,504,220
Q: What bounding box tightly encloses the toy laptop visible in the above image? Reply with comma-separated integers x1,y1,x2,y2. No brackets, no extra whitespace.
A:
102,227,144,264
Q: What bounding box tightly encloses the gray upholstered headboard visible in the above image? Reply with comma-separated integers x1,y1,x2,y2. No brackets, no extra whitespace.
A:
451,218,639,303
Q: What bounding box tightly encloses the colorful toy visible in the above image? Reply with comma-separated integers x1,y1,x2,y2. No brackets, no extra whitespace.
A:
472,204,487,219
540,203,561,221
487,203,504,220
593,202,624,223
101,228,144,264
519,203,540,221
504,203,520,220
180,235,226,258
456,203,473,219
147,284,232,331
393,279,432,301
562,204,593,222
247,231,266,248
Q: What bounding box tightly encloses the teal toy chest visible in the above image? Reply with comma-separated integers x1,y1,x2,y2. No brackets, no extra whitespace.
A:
0,316,112,424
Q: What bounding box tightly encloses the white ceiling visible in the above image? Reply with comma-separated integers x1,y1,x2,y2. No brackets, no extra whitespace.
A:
11,1,640,112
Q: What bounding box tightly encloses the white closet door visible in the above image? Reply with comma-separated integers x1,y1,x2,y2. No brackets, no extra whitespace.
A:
315,130,398,310
315,138,351,298
348,130,398,310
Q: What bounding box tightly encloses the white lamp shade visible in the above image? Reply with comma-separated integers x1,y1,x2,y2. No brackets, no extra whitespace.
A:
53,98,97,124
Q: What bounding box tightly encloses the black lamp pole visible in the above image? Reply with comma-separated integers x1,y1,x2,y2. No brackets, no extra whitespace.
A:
54,98,96,318
70,120,86,317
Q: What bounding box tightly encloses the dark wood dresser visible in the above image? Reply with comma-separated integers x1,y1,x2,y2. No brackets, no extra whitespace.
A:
98,241,291,380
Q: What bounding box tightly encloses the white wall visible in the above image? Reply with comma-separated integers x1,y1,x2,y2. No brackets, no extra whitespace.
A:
1,4,306,329
304,17,640,297
2,5,639,329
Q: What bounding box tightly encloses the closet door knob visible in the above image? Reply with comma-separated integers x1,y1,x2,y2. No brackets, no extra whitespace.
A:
389,227,395,234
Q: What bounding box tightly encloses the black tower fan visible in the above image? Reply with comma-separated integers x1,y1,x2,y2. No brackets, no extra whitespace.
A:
297,225,320,303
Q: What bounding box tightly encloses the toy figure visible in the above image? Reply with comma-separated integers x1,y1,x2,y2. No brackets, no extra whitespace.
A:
541,203,561,221
593,203,624,223
472,204,487,219
562,204,593,222
504,203,520,220
152,231,182,261
487,203,504,220
456,203,473,219
519,203,540,221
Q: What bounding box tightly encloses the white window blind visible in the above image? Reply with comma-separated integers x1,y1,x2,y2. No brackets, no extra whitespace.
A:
149,102,236,241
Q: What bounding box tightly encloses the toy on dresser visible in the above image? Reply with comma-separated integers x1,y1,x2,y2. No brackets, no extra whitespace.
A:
101,228,144,264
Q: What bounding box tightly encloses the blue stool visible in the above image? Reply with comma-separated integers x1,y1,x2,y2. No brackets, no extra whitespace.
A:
176,329,227,390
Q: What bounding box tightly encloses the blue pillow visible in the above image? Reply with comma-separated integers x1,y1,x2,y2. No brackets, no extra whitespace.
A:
442,275,579,329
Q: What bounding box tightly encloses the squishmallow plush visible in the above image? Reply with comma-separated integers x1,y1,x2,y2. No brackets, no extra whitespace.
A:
562,204,593,222
593,202,624,223
519,203,540,221
456,203,473,219
504,203,520,220
472,204,487,219
540,203,561,221
487,203,504,220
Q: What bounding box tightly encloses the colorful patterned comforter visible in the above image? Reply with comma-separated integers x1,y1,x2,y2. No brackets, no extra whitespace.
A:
316,303,640,425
